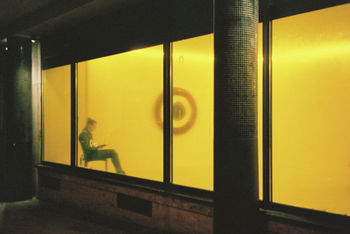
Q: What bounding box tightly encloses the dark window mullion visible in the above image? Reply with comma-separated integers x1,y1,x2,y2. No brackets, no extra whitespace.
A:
71,63,77,167
163,43,173,185
41,68,44,163
170,43,173,184
262,18,272,203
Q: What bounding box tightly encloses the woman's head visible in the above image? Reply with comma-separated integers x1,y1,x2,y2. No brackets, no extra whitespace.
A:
85,118,97,132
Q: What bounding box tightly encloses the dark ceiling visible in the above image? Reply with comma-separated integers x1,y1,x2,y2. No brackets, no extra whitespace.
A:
0,0,144,40
1,0,348,41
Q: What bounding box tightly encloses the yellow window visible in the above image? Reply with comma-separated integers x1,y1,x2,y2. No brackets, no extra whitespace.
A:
272,3,350,215
42,65,71,165
172,34,214,191
77,45,163,181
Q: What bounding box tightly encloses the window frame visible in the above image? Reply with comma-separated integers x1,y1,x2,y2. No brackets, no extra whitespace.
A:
260,0,350,231
40,41,214,200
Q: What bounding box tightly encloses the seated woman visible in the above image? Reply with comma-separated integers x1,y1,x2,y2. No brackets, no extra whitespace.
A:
79,118,125,175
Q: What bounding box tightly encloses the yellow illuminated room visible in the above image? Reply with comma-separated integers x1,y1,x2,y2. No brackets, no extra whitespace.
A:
42,65,71,165
172,34,214,191
272,3,350,216
75,36,215,190
77,45,164,181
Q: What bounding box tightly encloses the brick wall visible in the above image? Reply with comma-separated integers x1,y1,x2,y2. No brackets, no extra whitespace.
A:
37,167,213,233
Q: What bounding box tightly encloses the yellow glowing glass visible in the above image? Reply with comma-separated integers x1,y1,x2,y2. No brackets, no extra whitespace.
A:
42,65,71,165
272,4,350,215
258,23,263,200
172,34,214,191
77,45,163,181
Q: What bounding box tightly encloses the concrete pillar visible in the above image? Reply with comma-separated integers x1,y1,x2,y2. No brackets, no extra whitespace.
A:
0,37,33,201
213,0,260,233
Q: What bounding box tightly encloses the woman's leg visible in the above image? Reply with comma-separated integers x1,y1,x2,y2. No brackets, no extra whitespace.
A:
97,150,124,174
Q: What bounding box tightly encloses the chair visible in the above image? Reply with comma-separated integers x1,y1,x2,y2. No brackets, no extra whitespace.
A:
80,154,108,171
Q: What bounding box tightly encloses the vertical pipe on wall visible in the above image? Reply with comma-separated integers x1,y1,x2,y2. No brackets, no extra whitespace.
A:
0,40,7,200
213,0,260,233
0,37,33,201
32,41,41,196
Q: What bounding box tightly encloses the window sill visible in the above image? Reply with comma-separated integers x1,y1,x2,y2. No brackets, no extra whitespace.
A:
259,201,350,233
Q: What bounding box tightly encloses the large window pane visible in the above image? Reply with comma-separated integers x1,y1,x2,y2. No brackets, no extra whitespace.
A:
172,34,214,191
272,4,350,215
77,45,163,181
258,23,263,200
42,65,71,165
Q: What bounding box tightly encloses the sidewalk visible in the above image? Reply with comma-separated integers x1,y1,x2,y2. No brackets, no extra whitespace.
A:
0,198,165,234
